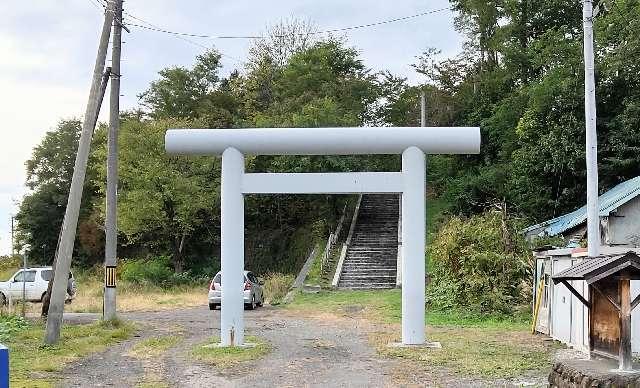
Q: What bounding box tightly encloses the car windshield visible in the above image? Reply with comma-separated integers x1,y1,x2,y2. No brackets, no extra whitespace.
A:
213,273,247,285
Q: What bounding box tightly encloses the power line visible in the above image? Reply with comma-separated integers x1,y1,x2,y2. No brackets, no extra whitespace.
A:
124,7,452,40
127,22,261,39
312,7,452,35
122,12,247,64
90,0,246,64
86,2,451,65
87,0,106,12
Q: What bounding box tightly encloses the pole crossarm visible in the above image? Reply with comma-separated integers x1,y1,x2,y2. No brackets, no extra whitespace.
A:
166,127,480,156
242,172,403,194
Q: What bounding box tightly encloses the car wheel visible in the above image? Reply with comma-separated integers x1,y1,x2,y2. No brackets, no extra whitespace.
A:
209,303,218,310
246,295,256,310
0,293,5,306
41,292,48,303
257,294,264,307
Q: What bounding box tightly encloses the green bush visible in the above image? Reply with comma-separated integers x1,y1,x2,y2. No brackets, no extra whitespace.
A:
427,211,530,314
120,256,211,288
121,256,173,286
0,314,29,342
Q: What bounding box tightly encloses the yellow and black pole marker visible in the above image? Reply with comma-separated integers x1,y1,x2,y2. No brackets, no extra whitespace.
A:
105,266,117,288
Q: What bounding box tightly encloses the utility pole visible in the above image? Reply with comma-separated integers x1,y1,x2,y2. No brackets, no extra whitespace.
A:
21,251,27,318
10,216,14,257
583,0,599,257
420,91,427,127
41,68,110,318
44,1,115,345
104,0,124,321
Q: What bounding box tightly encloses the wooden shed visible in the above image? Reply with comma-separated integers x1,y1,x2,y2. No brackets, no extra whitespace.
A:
553,251,640,370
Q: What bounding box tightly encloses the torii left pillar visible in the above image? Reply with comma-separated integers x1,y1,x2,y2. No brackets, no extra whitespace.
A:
220,147,245,346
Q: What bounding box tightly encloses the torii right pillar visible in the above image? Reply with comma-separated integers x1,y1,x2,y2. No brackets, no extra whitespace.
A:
401,146,426,344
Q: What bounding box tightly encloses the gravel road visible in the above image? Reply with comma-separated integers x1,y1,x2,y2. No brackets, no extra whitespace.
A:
57,306,397,388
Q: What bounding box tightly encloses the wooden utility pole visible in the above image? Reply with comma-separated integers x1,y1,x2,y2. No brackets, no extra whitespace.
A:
10,216,14,257
104,0,123,321
44,1,115,345
41,67,110,318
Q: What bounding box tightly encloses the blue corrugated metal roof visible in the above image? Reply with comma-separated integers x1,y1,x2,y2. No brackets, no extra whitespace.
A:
524,176,640,237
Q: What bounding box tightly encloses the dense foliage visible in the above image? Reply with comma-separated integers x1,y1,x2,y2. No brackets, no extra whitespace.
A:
428,211,530,313
419,0,640,220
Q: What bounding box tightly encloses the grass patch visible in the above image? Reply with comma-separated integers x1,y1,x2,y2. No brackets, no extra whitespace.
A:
287,289,530,330
3,275,207,315
303,245,326,286
66,277,206,313
128,336,181,359
191,335,271,369
4,316,135,387
372,328,556,379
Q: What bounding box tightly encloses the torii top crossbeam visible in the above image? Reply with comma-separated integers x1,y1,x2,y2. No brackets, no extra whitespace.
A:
165,127,480,155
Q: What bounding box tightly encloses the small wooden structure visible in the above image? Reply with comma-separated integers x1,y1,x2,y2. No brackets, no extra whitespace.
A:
553,251,640,370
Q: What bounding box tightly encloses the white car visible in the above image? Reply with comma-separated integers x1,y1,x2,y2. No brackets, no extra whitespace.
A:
208,270,265,310
0,267,76,305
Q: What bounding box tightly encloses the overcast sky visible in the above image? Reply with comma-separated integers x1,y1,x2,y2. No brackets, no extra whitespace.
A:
0,0,462,256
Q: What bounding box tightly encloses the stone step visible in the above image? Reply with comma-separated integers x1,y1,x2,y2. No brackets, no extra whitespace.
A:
342,262,396,267
340,268,397,273
348,246,396,250
344,261,395,264
337,194,400,290
342,266,396,271
338,283,396,289
339,276,396,282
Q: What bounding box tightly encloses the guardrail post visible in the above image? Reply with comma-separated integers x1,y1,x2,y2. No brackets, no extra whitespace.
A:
0,344,8,388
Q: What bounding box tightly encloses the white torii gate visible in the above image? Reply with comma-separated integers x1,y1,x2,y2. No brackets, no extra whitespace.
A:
165,127,480,346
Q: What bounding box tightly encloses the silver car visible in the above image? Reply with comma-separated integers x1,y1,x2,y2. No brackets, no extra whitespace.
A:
208,270,265,310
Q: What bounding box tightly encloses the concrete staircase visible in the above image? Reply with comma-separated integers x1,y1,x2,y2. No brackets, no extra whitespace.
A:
337,194,399,289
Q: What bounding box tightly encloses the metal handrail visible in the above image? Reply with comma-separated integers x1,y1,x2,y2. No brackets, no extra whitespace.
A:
332,195,363,287
320,204,348,274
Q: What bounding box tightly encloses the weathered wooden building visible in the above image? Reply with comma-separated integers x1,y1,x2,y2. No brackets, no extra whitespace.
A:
528,177,640,354
552,252,640,369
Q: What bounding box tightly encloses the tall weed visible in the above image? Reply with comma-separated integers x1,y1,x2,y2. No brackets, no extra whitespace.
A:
263,273,295,305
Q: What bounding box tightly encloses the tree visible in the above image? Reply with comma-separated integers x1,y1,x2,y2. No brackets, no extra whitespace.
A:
139,50,238,128
15,120,102,266
411,0,640,223
248,18,318,68
92,118,220,273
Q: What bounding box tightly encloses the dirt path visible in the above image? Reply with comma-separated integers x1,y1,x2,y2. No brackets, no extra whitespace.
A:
58,307,397,387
